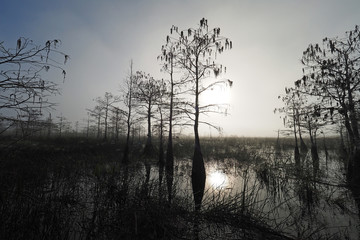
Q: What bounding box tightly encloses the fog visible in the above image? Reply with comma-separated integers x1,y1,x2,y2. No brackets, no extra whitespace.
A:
1,0,360,136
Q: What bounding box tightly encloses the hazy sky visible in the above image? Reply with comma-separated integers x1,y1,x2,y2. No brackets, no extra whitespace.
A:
1,0,360,137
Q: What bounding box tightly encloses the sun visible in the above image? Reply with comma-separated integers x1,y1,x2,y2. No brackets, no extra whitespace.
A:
200,84,231,106
208,170,228,189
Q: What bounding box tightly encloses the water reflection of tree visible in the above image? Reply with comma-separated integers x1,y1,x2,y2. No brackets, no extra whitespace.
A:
2,138,358,239
278,26,360,204
252,143,357,239
177,138,357,238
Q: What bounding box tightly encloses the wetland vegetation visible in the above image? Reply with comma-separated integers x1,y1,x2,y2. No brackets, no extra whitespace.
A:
0,136,357,239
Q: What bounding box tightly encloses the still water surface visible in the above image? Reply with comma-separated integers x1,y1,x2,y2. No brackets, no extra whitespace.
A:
144,147,359,239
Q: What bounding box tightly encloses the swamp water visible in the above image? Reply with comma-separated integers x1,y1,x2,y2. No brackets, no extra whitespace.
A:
1,141,359,239
141,146,359,239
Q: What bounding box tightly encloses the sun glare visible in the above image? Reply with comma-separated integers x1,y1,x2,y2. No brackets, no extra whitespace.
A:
201,85,231,105
208,170,228,189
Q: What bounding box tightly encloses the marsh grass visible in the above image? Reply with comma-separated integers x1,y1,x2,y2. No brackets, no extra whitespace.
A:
0,136,353,239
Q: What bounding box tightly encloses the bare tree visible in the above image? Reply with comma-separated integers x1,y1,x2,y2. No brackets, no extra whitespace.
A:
0,38,68,137
165,18,233,211
301,103,324,174
296,25,360,183
150,78,168,195
85,112,90,139
159,39,194,204
56,114,71,137
87,106,103,139
133,71,165,157
277,85,329,175
121,60,136,164
94,92,120,141
276,87,302,167
110,106,126,143
17,108,42,138
46,113,52,138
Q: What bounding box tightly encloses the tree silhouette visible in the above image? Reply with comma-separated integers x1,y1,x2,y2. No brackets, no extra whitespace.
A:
110,106,126,143
121,60,136,164
159,39,192,204
87,105,103,139
301,103,324,175
94,92,120,141
297,25,360,183
277,84,332,175
153,78,168,195
133,71,165,157
165,18,233,211
276,87,302,167
0,38,68,136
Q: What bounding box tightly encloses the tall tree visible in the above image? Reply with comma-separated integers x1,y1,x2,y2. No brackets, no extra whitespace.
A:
160,42,177,203
56,114,71,137
149,78,168,194
110,106,126,143
133,71,165,157
46,113,52,138
87,106,103,139
297,25,360,183
94,92,120,141
166,18,233,211
276,87,302,167
277,85,329,173
121,60,136,164
301,103,324,175
159,40,191,204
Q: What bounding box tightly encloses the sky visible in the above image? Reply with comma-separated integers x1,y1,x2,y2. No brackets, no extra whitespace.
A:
1,0,360,137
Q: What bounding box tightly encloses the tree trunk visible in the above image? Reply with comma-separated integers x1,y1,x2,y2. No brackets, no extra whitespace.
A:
104,107,108,140
143,101,154,157
86,116,90,139
308,120,319,176
351,149,360,188
97,115,101,139
339,123,348,158
343,111,355,182
192,60,206,212
323,135,329,169
345,54,360,143
123,130,130,164
296,109,308,154
166,134,174,204
192,133,206,212
143,160,151,196
122,61,133,164
122,117,131,164
166,61,174,204
311,143,319,176
158,114,165,195
143,104,153,195
346,79,360,186
115,109,119,143
343,56,360,184
293,107,300,168
300,135,307,154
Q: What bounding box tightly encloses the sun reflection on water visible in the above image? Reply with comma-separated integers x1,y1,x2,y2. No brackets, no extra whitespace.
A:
208,170,228,189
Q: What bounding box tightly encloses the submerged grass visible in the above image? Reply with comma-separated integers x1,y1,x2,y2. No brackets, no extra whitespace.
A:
0,136,350,239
